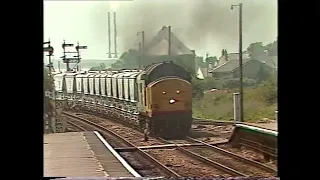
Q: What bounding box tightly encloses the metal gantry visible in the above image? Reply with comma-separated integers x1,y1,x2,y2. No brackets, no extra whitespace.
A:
61,40,87,72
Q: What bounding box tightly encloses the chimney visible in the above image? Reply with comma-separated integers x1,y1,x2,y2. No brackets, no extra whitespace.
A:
108,12,112,58
225,49,228,61
113,12,118,58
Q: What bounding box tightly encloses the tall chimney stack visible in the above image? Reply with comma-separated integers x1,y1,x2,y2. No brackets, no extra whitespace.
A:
108,12,112,58
113,12,118,58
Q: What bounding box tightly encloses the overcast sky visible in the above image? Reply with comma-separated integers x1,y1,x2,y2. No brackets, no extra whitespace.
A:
44,0,277,60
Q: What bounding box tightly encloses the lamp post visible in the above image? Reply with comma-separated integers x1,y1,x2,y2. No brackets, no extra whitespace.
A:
231,3,244,122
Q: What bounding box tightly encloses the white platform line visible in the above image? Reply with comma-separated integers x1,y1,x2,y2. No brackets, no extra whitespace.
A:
93,131,141,177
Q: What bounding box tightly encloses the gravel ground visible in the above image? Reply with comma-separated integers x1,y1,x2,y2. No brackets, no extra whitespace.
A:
145,148,231,178
218,144,277,169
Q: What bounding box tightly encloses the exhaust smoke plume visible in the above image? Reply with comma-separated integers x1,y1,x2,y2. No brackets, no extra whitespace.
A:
44,0,277,58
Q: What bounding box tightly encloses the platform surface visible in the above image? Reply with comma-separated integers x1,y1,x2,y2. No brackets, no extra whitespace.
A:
44,131,137,177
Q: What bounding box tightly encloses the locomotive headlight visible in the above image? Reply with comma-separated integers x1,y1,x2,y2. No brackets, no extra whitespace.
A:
169,99,176,104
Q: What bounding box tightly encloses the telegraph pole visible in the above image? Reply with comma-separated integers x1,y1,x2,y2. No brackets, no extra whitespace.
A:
231,3,244,122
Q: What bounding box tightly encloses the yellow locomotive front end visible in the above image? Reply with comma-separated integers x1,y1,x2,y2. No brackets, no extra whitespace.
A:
145,77,192,138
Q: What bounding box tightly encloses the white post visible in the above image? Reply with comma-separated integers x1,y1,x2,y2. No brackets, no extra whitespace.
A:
233,92,241,122
275,110,278,121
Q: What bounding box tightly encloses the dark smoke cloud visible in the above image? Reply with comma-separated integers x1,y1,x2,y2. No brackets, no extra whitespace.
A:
89,0,277,56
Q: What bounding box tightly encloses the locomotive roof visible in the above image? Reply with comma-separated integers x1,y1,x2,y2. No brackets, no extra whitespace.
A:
143,61,175,75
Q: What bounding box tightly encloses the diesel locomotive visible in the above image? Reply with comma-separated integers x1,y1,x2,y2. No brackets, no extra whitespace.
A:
53,61,193,138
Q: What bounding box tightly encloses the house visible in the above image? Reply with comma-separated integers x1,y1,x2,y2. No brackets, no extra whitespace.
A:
195,56,210,78
209,50,276,79
138,26,196,73
144,26,195,56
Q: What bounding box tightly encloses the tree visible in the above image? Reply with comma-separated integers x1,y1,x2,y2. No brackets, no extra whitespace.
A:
257,74,277,104
191,75,204,99
247,42,265,58
111,49,141,69
265,39,277,56
90,63,107,71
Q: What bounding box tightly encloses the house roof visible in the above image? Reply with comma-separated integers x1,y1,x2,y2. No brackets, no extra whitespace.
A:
144,26,194,55
250,54,277,69
196,67,205,79
210,58,251,73
224,53,250,61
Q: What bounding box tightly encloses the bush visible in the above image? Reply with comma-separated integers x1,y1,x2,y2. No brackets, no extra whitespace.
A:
222,78,256,89
191,76,205,99
202,77,225,90
256,74,277,104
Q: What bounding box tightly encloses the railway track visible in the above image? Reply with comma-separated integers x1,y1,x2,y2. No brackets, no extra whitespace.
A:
63,112,179,177
193,118,278,162
160,137,277,177
64,111,278,177
63,112,236,177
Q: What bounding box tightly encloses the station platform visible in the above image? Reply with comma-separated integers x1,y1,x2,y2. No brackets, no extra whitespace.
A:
44,131,141,177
